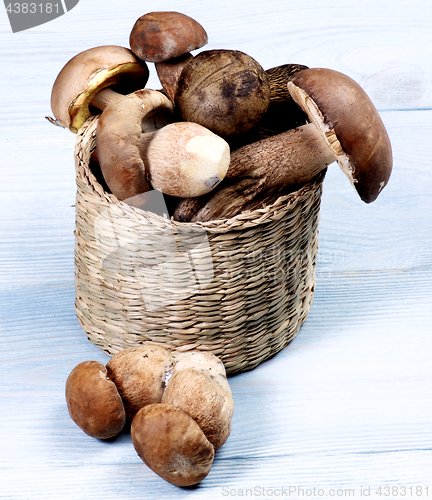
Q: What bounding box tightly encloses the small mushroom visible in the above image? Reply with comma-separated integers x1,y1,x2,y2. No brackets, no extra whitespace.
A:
139,121,230,198
129,11,208,102
97,89,230,200
47,45,149,133
162,351,234,450
96,89,175,200
106,344,173,421
175,49,271,139
65,360,126,439
131,403,215,487
173,67,393,221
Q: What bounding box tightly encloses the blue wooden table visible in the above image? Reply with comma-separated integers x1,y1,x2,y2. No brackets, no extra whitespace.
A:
1,1,432,498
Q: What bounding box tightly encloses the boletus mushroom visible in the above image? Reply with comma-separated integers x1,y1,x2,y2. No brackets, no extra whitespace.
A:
106,344,173,421
47,45,149,133
131,403,215,487
162,351,234,451
65,360,126,439
96,88,174,200
173,122,335,221
175,49,271,139
173,67,393,221
129,11,208,103
96,89,230,200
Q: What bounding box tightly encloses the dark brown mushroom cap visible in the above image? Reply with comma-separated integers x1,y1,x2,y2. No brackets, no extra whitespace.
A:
65,360,126,439
129,11,208,63
288,68,392,203
175,49,271,138
131,403,215,487
50,45,149,133
106,344,174,421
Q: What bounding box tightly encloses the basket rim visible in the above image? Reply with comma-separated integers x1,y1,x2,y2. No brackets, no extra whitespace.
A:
75,115,326,234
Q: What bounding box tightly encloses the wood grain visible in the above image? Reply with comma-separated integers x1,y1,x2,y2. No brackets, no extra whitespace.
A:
1,1,431,498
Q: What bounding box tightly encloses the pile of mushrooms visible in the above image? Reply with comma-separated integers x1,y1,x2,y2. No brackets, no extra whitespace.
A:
52,10,393,488
47,10,392,219
66,345,234,487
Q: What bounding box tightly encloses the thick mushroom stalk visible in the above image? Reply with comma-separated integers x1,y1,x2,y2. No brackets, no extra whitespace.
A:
173,122,336,222
96,89,174,200
173,67,393,222
138,122,230,198
47,45,149,133
155,53,194,102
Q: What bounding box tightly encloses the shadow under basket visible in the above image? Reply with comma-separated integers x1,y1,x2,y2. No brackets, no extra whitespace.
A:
74,115,325,375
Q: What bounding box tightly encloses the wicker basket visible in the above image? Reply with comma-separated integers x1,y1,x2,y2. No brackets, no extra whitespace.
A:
74,115,325,374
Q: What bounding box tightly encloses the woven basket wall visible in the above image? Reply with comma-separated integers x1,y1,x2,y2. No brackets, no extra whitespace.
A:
74,115,325,374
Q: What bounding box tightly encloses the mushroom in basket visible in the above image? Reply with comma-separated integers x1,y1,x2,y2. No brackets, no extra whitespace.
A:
129,11,208,103
174,67,393,222
46,45,150,133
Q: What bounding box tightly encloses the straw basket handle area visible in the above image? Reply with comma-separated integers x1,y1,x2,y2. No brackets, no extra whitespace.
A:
73,115,325,374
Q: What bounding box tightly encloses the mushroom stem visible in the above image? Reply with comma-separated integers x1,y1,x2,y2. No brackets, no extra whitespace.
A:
173,122,336,222
90,87,124,111
137,122,230,198
155,53,193,103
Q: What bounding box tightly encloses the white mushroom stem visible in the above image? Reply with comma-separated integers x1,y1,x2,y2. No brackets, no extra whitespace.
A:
137,122,230,198
173,122,337,222
90,87,125,111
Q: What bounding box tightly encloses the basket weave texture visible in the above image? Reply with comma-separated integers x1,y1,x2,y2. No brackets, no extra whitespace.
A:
74,115,324,374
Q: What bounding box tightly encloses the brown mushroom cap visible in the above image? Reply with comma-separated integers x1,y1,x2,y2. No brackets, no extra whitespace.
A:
50,45,149,133
129,11,208,63
131,403,215,487
175,49,271,138
163,351,234,450
106,345,173,420
65,360,126,439
288,68,393,203
96,89,174,201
